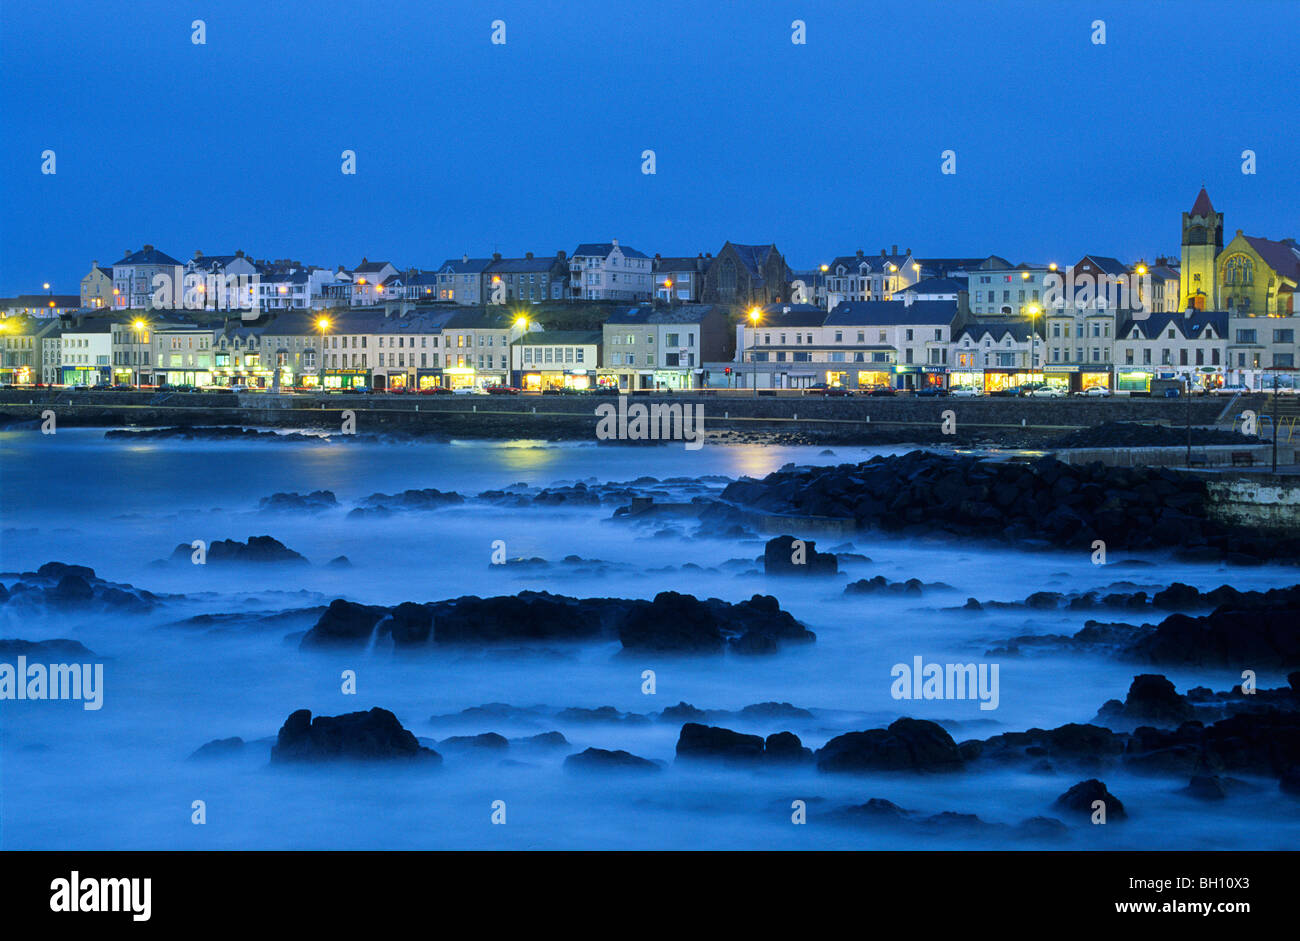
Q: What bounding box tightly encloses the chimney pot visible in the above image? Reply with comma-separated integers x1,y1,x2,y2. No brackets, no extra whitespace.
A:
611,238,619,246
525,252,533,259
892,245,898,256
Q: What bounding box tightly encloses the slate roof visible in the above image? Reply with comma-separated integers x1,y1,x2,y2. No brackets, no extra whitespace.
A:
826,300,958,326
955,320,1040,343
572,242,649,260
114,246,182,267
1243,236,1300,283
1119,310,1228,340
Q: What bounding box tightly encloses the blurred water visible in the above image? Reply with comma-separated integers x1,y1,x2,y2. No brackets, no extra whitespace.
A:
1,428,1297,849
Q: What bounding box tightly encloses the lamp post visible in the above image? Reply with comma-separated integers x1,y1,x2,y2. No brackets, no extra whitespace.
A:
316,316,331,392
748,307,761,397
819,264,828,309
132,318,147,387
513,315,529,388
1026,304,1042,390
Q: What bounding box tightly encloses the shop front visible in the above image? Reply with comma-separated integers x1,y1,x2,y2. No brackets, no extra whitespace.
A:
416,369,444,391
159,369,214,387
893,365,921,390
323,368,371,390
1115,368,1151,394
62,365,109,386
652,369,694,391
855,369,892,389
0,365,34,385
1042,364,1077,392
441,366,478,391
920,366,947,389
982,368,1040,393
521,368,595,392
948,369,983,391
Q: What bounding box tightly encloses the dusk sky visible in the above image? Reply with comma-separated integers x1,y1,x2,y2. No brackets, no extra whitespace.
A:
2,0,1296,295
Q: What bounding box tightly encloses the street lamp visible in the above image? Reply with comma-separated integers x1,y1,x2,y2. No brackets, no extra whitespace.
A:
748,307,761,397
513,315,529,388
819,264,828,309
132,318,147,387
1026,304,1042,389
316,316,331,390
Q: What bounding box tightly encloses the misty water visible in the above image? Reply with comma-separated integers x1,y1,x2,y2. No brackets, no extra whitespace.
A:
1,428,1297,849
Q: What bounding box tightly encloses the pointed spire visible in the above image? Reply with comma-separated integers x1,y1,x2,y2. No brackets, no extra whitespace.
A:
1190,187,1214,216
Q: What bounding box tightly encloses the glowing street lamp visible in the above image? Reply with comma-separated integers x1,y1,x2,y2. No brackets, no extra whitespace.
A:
316,316,331,389
748,307,762,397
1026,304,1042,384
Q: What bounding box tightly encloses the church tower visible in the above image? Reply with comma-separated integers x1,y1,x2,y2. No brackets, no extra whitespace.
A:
1180,187,1223,310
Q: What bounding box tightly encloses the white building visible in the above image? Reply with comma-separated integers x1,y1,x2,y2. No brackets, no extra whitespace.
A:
569,240,652,300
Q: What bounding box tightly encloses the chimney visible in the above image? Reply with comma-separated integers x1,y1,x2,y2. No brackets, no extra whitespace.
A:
493,252,502,261
525,252,533,259
611,238,619,247
892,245,898,256
194,250,202,259
856,249,864,258
903,292,915,307
143,244,154,251
235,249,244,258
556,250,566,260
462,254,469,264
905,247,911,256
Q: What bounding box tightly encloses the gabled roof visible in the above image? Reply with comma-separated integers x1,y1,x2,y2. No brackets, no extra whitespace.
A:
437,257,494,274
956,320,1038,343
486,256,565,274
1242,236,1300,283
444,308,515,330
114,246,182,267
1075,255,1130,276
727,243,776,277
353,259,395,273
905,277,965,295
573,242,649,260
605,304,721,325
749,303,826,328
825,299,958,326
1119,310,1228,340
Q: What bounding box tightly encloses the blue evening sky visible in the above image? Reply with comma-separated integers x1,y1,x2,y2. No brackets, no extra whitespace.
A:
1,0,1296,294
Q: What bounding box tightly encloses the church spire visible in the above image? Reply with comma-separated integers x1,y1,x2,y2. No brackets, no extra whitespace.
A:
1190,186,1214,217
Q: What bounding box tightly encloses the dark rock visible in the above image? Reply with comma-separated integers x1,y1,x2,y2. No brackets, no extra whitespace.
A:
817,718,964,773
270,708,439,763
564,747,660,773
675,723,765,764
763,534,837,576
1182,775,1228,801
188,737,245,760
1053,779,1127,820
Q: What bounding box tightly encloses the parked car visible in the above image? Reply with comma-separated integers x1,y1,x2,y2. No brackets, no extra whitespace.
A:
111,383,135,391
949,386,980,397
805,382,853,396
588,386,619,396
349,385,372,394
229,384,250,392
485,385,521,395
419,386,452,395
1211,383,1249,396
866,385,896,397
914,387,948,398
90,383,113,391
452,386,487,395
987,388,1019,397
1030,386,1066,398
1082,386,1111,397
